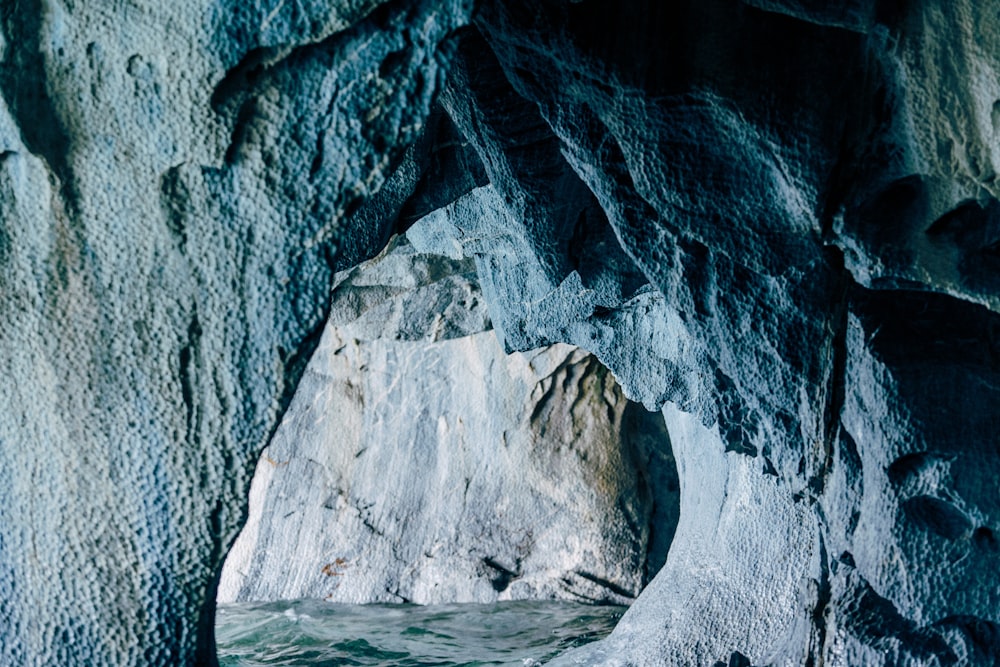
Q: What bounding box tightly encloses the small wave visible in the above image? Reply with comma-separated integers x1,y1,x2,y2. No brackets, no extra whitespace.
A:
216,599,624,666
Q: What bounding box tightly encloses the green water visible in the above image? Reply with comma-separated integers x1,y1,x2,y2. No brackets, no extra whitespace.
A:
216,599,624,666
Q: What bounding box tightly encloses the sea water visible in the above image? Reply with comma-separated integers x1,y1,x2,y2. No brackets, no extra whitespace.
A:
216,599,624,666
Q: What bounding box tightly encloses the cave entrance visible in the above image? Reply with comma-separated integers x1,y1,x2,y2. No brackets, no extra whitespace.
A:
215,233,679,662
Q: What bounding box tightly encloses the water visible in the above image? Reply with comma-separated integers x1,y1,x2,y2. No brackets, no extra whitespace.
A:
216,599,624,666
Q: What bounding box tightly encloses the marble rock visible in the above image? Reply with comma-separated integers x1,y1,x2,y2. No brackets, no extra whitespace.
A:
219,235,677,607
0,1,473,664
2,0,1000,665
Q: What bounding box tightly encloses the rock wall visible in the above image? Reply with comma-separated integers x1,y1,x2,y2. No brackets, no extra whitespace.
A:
219,235,677,606
1,0,999,665
0,1,474,664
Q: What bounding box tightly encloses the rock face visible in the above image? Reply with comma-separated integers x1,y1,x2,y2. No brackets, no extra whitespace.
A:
218,235,677,606
2,0,1000,665
0,1,474,664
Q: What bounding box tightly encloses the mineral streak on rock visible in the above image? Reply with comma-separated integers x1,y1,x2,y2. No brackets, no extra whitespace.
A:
2,0,1000,665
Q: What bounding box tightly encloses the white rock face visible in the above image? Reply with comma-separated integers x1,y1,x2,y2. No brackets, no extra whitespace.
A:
551,404,817,667
220,237,677,606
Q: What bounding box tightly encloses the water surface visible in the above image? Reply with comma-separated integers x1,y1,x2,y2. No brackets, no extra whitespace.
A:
217,599,624,666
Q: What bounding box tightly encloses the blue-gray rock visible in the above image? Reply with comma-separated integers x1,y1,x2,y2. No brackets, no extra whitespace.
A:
0,1,473,664
2,0,999,665
472,1,1000,664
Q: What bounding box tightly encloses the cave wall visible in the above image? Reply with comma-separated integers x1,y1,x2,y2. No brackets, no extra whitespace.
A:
1,0,999,665
466,3,1000,665
0,1,474,664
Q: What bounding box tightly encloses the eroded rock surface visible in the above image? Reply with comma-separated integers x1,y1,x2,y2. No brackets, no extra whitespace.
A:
2,0,999,665
219,236,676,607
0,1,474,664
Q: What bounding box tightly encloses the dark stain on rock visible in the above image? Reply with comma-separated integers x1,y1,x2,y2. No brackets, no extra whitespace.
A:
160,165,191,252
573,570,635,600
482,556,520,593
901,496,973,541
179,311,202,444
0,0,75,200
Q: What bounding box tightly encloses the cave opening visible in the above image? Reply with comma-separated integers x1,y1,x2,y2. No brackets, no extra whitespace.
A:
214,229,680,664
209,18,690,660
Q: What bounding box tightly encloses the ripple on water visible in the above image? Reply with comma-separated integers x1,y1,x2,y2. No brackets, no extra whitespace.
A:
216,599,624,666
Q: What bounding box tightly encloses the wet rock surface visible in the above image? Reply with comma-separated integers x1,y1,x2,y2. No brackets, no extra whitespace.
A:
1,0,999,665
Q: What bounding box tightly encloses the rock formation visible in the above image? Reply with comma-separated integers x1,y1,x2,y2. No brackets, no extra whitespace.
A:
218,234,677,607
1,0,998,665
0,1,474,664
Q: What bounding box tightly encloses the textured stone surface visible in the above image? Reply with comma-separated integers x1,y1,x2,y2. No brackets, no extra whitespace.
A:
2,0,1000,665
0,1,474,664
467,2,1000,665
219,235,677,607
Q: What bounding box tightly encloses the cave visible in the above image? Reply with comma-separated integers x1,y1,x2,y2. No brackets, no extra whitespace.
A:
1,0,999,665
216,231,680,609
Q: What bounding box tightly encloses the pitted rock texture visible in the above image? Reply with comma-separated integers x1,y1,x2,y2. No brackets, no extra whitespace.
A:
462,2,1000,665
2,0,1000,665
219,235,677,607
0,1,474,664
